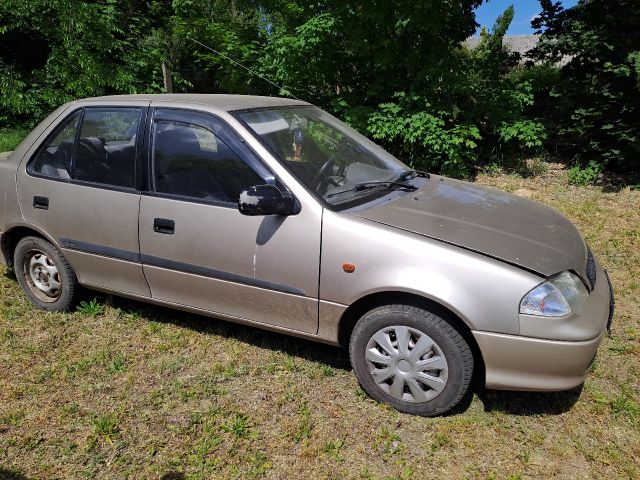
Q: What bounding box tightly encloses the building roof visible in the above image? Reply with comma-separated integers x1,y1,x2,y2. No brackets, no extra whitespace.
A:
465,35,540,56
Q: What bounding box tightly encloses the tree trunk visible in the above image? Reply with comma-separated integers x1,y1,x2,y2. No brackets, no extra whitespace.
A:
162,62,173,93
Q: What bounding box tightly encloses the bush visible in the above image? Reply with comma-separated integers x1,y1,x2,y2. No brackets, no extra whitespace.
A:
0,127,28,152
567,160,603,186
367,94,481,178
531,0,640,174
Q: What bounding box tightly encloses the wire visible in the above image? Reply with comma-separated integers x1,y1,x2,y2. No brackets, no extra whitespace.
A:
188,37,303,101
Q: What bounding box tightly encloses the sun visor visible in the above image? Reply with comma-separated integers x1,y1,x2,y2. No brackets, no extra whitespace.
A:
243,111,289,135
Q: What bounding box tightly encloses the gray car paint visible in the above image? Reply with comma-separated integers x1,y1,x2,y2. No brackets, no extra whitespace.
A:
356,174,589,283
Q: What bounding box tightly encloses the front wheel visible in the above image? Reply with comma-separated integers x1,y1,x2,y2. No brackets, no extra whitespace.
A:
349,304,473,417
14,236,79,312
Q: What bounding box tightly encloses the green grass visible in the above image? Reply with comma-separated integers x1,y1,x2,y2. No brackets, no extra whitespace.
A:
0,127,28,152
0,164,638,479
76,298,104,317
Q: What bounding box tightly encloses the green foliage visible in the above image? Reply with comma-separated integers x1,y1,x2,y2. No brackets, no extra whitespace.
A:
77,298,103,317
107,354,126,374
258,2,544,177
0,0,167,124
368,94,481,178
220,412,255,439
90,413,119,438
532,0,640,174
498,120,546,149
0,0,637,177
0,127,28,151
567,160,603,186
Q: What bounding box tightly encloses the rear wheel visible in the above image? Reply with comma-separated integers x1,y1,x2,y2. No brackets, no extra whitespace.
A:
14,236,78,311
349,304,473,416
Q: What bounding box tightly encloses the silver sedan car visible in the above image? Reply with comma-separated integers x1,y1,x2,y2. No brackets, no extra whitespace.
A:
0,95,614,416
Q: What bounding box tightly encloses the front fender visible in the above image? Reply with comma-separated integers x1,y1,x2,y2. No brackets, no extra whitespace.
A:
320,210,542,335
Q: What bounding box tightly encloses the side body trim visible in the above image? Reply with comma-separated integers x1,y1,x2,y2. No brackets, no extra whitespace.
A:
59,237,306,297
139,253,306,296
60,237,140,262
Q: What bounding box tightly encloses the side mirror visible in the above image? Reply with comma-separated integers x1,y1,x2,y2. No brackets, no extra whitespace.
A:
238,184,296,216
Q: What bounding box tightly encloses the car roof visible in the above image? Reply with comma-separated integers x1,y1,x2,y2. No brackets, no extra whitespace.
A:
81,94,310,112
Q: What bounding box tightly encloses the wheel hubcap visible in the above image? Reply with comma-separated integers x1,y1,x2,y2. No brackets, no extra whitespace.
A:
23,250,61,302
365,325,448,403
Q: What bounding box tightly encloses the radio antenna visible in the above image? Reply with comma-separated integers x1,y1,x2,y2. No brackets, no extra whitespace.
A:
188,37,303,101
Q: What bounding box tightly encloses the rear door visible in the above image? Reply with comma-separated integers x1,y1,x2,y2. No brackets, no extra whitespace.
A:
17,104,150,297
138,107,321,333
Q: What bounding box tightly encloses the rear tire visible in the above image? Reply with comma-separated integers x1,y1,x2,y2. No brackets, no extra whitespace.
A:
349,304,473,417
14,236,79,312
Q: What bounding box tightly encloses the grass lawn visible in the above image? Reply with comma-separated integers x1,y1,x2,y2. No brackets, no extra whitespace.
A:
0,164,638,479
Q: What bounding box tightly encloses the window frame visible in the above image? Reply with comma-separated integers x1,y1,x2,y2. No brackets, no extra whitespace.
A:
26,106,148,193
143,107,291,209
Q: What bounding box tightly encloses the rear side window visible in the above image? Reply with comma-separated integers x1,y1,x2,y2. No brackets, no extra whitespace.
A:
30,111,82,180
75,108,141,188
29,107,142,189
152,120,264,204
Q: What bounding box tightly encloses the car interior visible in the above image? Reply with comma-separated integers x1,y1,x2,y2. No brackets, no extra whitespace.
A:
153,124,263,203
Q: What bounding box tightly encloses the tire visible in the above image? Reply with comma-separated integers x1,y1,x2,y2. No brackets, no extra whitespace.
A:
349,304,473,417
14,236,79,312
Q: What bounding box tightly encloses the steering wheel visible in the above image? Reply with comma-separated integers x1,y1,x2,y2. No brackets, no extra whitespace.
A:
313,159,343,192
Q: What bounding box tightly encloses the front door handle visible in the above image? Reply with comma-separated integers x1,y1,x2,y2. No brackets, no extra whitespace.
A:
153,218,175,234
33,196,49,210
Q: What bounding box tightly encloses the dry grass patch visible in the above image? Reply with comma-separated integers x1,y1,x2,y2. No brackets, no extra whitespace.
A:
1,165,639,479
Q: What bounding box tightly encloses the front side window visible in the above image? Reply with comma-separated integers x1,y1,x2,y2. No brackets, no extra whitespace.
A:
30,107,142,189
235,106,411,208
152,119,264,204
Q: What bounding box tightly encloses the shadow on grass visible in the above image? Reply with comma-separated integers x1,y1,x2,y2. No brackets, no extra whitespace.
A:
160,472,185,480
3,268,16,280
0,467,30,480
2,278,583,417
475,384,583,415
598,172,640,193
107,295,352,371
102,294,585,416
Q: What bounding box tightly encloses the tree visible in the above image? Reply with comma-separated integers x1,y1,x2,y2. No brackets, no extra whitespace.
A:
531,0,640,173
0,0,168,123
257,2,546,177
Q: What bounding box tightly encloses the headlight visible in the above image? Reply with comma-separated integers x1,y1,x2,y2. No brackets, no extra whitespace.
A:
520,272,589,317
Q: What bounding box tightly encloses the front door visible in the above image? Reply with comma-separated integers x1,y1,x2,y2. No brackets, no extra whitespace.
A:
17,106,150,298
138,108,321,334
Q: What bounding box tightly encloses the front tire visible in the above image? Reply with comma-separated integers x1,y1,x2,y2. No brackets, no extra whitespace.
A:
349,304,473,417
14,236,79,312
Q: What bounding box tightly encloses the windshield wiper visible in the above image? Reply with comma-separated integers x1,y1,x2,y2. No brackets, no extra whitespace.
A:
397,169,430,182
326,180,418,199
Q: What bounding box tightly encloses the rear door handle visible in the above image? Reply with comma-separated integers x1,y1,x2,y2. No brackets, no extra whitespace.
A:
153,218,175,234
33,196,49,210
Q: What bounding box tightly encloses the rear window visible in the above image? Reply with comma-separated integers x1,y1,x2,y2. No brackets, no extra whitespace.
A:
29,108,142,189
29,111,82,180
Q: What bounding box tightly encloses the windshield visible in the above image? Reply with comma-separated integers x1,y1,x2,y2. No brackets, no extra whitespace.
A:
235,106,411,207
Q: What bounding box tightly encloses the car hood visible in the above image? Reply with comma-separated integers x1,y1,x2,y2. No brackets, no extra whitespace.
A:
354,175,588,280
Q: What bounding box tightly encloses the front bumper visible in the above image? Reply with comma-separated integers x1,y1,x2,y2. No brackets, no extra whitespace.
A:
474,261,614,392
473,329,605,391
